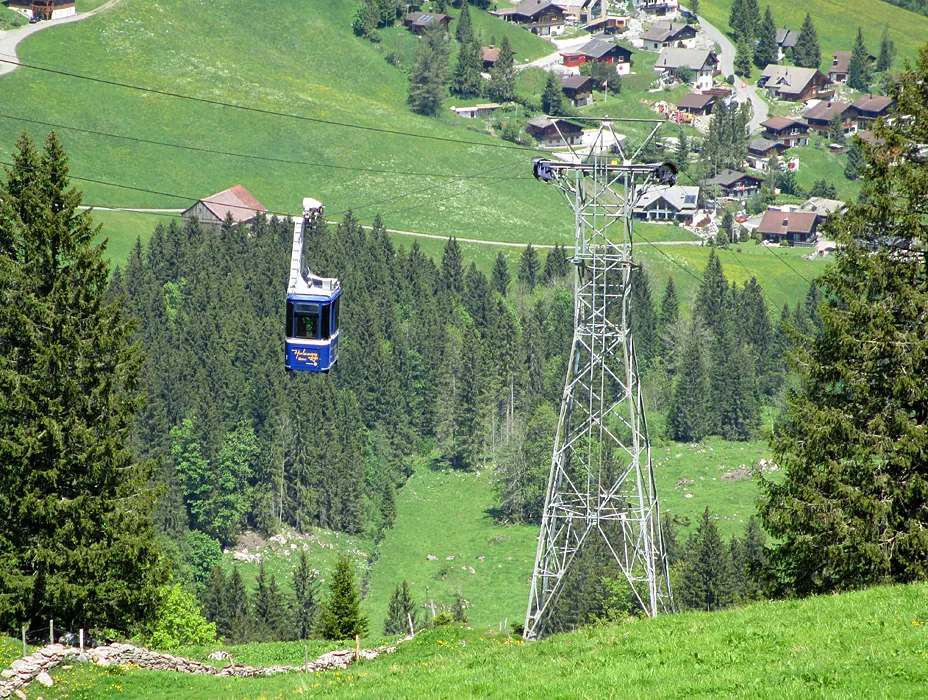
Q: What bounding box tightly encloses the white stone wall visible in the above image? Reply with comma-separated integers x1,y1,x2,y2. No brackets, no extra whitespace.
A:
51,6,77,19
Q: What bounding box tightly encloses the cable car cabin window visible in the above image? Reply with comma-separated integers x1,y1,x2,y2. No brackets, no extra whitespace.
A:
320,303,330,340
292,303,320,339
332,297,340,333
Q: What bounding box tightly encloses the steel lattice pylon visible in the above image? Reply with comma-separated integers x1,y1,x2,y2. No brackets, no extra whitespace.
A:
524,121,674,640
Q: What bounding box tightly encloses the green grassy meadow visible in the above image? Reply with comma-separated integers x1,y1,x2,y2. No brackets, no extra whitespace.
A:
0,0,568,243
696,0,928,70
29,582,928,697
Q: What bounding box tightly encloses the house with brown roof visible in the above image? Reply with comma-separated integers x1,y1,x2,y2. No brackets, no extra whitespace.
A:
583,15,629,34
704,169,764,197
561,39,634,73
759,65,831,102
490,0,567,36
183,185,267,231
526,116,584,147
482,46,500,70
747,137,788,170
561,75,595,107
552,0,605,22
852,94,894,128
829,50,876,83
757,209,820,244
760,117,810,147
676,92,716,115
7,0,74,20
803,100,856,134
640,21,697,51
403,12,452,34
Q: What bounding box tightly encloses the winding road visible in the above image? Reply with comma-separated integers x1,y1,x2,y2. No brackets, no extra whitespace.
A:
697,15,768,133
0,0,122,78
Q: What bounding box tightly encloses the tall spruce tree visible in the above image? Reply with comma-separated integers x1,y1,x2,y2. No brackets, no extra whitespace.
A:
760,48,928,595
0,132,166,632
542,72,567,116
667,325,712,442
408,24,451,116
491,251,511,296
518,243,541,291
441,237,465,299
793,13,821,69
679,508,736,611
384,580,417,635
488,36,516,103
735,36,753,78
876,28,895,73
847,27,873,91
455,0,472,43
254,561,288,641
754,6,778,68
630,265,658,368
318,554,369,639
224,567,251,644
452,37,484,98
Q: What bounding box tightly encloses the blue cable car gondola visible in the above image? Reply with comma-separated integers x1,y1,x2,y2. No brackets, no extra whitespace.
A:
285,198,341,372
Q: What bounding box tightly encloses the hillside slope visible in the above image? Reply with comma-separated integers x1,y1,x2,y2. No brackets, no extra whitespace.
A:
37,582,928,697
0,0,567,241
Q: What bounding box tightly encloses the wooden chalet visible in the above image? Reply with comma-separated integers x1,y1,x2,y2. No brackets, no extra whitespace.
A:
583,15,629,34
182,185,267,232
635,0,680,16
8,0,75,19
560,75,594,107
803,100,856,134
704,169,764,197
747,137,788,170
640,21,697,52
675,92,716,115
526,116,583,147
654,48,719,91
403,12,452,35
757,209,819,244
852,94,894,128
760,117,810,147
490,0,567,36
759,65,831,102
829,50,876,84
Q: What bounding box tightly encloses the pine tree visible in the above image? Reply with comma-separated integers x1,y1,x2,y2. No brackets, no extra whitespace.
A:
661,512,681,568
741,0,761,41
760,49,928,594
518,243,541,291
667,325,712,442
727,0,745,37
793,13,821,69
408,24,451,116
876,28,895,73
451,37,484,98
659,277,680,330
844,138,864,180
384,580,417,635
754,6,778,68
690,0,699,17
630,265,658,368
224,567,251,644
318,554,369,639
488,36,516,103
202,565,227,629
455,0,472,44
828,112,845,143
694,249,729,337
451,595,468,622
719,342,761,440
678,508,736,611
847,27,873,91
352,0,379,40
0,132,167,632
254,561,288,641
491,251,511,296
739,516,767,601
441,237,465,299
542,71,566,115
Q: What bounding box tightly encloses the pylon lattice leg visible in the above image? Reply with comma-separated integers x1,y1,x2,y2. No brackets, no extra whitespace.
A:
524,125,673,640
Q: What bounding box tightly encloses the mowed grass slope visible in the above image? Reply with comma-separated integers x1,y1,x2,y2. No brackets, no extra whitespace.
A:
0,0,569,242
40,583,928,697
695,0,928,70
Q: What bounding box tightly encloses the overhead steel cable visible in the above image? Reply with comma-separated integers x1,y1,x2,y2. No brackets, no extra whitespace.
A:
0,57,541,152
0,112,532,179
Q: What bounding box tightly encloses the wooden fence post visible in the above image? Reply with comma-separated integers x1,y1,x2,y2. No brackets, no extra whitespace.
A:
407,612,415,637
79,629,84,655
50,619,54,645
354,634,360,663
21,624,26,657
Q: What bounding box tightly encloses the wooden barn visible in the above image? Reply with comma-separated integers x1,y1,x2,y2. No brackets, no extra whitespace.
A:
182,185,267,232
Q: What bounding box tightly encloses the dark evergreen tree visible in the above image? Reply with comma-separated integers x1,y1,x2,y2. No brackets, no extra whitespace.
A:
661,512,681,568
543,244,569,283
828,112,846,144
844,138,864,180
224,567,251,644
254,561,288,641
408,24,451,116
455,0,472,43
761,50,928,594
659,276,680,331
734,33,754,76
741,0,761,40
518,243,541,291
440,237,465,299
719,342,761,440
487,253,510,298
847,27,873,91
488,36,516,103
793,13,821,69
352,0,379,40
542,71,567,116
384,580,417,635
631,264,658,368
201,565,227,630
754,6,778,68
667,325,712,442
318,554,369,639
727,0,745,37
876,28,896,73
0,132,167,632
679,508,736,611
694,249,729,336
452,37,484,98
739,516,767,601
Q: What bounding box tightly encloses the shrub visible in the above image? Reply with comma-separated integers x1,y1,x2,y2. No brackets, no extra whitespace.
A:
148,585,216,649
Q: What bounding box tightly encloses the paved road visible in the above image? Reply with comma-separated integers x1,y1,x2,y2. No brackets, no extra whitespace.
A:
0,0,122,78
697,15,768,133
